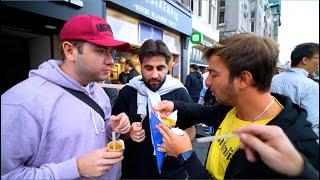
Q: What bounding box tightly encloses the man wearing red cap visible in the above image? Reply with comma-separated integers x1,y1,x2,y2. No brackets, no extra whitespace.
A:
1,14,131,180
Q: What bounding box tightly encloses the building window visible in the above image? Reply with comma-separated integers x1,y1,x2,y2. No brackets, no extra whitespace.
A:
219,10,225,24
219,0,225,7
251,21,255,32
191,0,194,12
180,0,191,9
209,0,212,24
251,11,255,19
198,0,202,16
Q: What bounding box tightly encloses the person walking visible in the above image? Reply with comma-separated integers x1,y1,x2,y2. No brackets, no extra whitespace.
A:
185,64,203,103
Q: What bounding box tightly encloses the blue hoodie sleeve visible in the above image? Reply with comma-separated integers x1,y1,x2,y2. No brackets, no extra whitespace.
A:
1,104,80,179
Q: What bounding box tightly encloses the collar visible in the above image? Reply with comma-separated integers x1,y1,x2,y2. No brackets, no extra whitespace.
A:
286,67,309,77
225,93,317,178
127,75,185,119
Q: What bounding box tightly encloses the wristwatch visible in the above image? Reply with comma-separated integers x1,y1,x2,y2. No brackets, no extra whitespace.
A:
177,150,193,165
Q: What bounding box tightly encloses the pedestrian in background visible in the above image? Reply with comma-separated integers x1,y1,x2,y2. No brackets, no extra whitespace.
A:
271,42,319,140
118,67,129,84
1,14,131,179
198,71,209,105
185,64,203,103
112,39,195,179
154,33,319,179
119,59,139,84
125,59,139,83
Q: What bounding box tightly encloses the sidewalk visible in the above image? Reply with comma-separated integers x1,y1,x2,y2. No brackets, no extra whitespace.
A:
191,124,213,165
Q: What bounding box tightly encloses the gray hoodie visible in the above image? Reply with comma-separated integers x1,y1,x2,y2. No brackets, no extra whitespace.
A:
1,60,119,179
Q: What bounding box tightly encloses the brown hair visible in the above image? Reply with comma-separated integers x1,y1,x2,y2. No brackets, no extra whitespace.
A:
125,59,135,68
60,40,85,61
203,32,279,92
291,42,319,67
138,39,171,64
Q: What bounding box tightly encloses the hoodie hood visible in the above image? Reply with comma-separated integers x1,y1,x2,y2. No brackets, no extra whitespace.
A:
2,59,118,179
192,71,203,79
29,59,93,93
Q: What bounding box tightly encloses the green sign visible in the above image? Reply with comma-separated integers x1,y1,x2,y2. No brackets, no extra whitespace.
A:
190,32,203,44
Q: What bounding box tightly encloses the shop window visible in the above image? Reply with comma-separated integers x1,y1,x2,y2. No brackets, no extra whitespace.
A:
139,22,163,45
107,8,139,46
163,31,181,79
163,31,181,54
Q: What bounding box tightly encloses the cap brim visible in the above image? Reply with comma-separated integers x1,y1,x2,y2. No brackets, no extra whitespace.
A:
87,38,130,51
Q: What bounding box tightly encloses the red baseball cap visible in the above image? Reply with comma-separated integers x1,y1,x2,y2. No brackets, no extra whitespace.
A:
59,14,130,51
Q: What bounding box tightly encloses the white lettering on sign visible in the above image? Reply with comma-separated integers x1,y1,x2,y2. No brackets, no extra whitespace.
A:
146,0,179,21
134,1,179,28
134,4,150,16
151,11,168,24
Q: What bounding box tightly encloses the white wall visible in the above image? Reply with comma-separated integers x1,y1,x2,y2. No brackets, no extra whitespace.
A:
225,0,239,31
192,0,219,41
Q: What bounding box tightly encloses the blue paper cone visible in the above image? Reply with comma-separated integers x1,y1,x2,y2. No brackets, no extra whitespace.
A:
150,112,165,173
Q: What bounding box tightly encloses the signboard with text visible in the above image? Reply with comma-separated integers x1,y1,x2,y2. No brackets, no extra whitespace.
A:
108,0,192,35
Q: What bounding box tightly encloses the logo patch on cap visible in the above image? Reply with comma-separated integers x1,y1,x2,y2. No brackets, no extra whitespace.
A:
96,24,113,33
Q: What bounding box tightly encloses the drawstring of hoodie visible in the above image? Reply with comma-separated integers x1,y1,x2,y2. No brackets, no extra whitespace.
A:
90,108,106,135
100,114,105,133
85,85,105,135
90,108,99,135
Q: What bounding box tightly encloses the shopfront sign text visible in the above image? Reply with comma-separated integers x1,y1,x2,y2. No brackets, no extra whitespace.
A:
108,0,192,35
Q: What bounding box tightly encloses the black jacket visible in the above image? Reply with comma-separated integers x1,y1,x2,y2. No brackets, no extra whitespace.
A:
185,71,203,101
174,93,319,179
118,72,128,84
127,69,139,82
112,86,192,179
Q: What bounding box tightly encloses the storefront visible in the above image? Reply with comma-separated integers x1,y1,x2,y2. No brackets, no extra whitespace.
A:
188,14,220,74
189,32,215,74
189,31,219,73
105,0,192,83
1,0,105,94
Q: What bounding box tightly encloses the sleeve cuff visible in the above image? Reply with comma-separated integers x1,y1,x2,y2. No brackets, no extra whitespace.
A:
296,154,319,179
51,158,80,179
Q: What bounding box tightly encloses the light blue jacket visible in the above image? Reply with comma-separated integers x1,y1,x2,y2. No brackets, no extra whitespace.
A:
271,68,319,138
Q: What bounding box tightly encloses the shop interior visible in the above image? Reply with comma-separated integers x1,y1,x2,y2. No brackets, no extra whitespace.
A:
109,47,179,84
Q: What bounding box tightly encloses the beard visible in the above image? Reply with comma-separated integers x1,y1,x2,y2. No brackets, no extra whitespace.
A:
214,82,235,106
142,76,166,92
